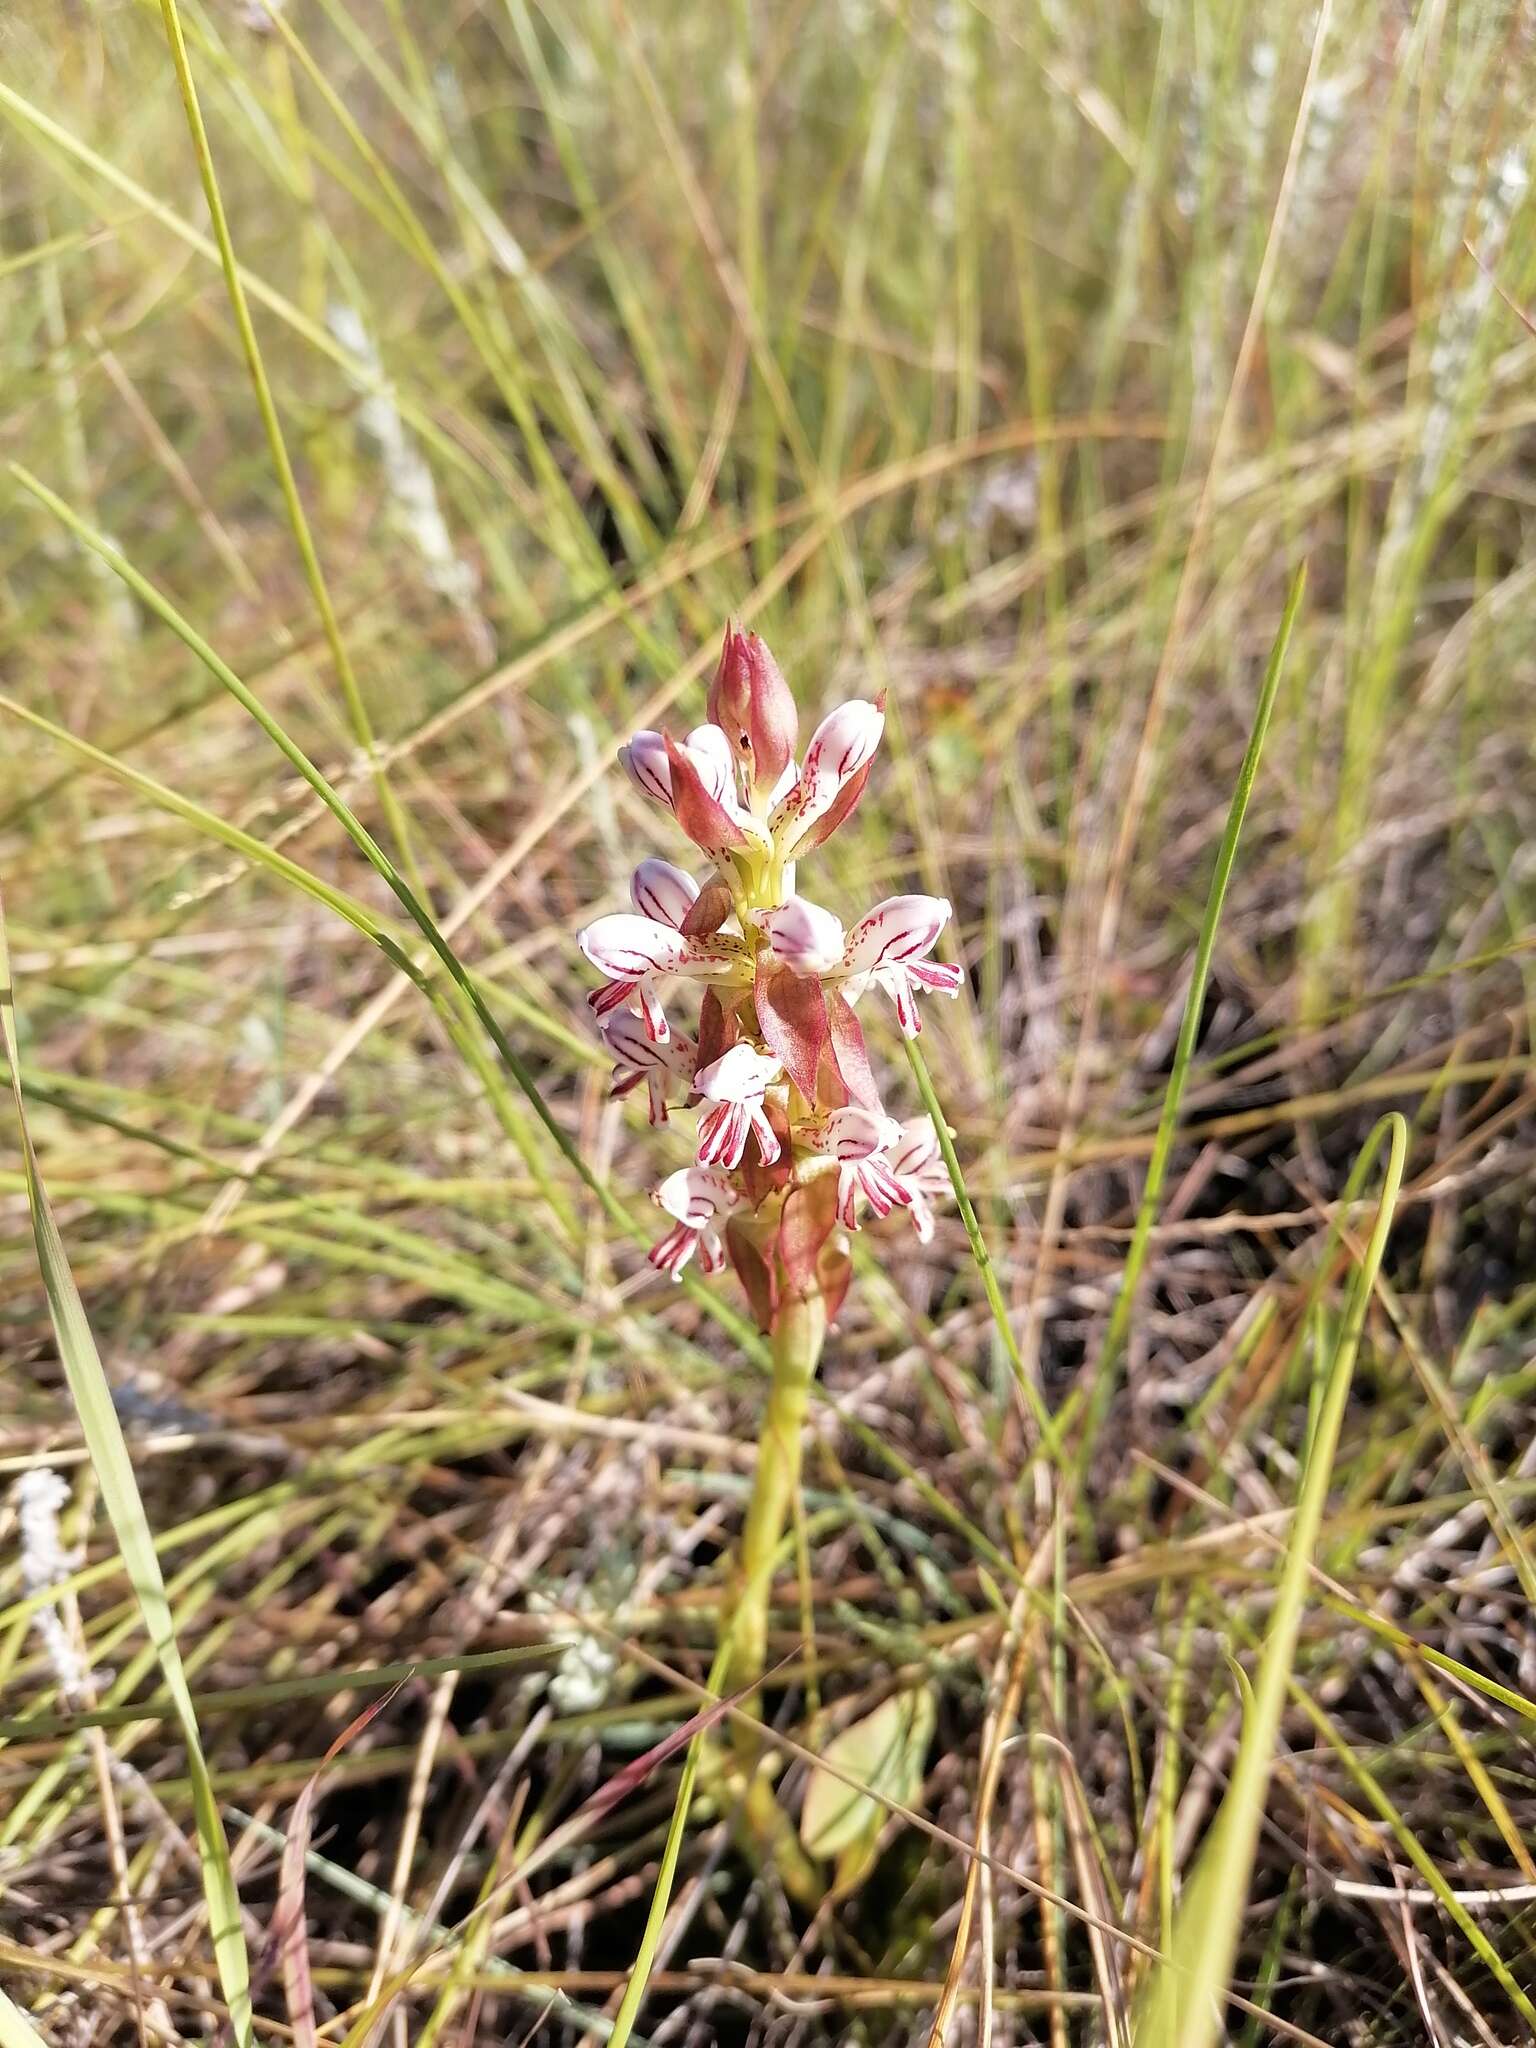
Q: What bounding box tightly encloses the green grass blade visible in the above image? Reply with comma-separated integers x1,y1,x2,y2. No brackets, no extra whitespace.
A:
154,0,418,876
1133,1111,1408,2048
0,892,256,2047
1082,564,1307,1462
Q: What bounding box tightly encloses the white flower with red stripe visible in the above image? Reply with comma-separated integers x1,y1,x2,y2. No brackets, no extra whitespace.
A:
619,724,730,808
883,1117,951,1244
814,1108,911,1230
758,893,963,1037
578,913,749,1044
599,1012,697,1125
769,699,885,860
620,723,770,860
648,1166,739,1279
752,896,846,975
693,1045,783,1170
840,893,964,1036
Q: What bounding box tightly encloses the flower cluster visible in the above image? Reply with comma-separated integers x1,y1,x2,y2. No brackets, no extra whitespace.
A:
578,627,959,1329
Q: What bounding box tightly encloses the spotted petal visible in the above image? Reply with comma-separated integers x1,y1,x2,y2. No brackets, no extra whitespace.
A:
842,895,952,975
578,914,747,984
770,698,884,858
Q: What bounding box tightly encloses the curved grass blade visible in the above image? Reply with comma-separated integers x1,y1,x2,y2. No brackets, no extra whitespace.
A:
0,889,255,2048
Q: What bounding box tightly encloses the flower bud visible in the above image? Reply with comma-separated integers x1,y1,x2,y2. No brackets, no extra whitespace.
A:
630,859,700,930
619,730,672,806
708,624,799,795
755,896,846,976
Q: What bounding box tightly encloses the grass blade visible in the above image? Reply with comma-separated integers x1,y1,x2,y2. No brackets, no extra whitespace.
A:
0,889,256,2048
1133,1111,1408,2048
1082,563,1308,1461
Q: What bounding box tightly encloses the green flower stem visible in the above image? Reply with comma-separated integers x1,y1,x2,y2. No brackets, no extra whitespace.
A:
609,1303,831,2048
726,1287,827,1701
713,1285,829,1905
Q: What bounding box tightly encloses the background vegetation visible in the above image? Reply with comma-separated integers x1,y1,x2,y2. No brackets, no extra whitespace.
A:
2,0,1536,2040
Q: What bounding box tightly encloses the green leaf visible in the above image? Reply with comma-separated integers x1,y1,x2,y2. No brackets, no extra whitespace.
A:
0,889,255,2048
0,1989,50,2048
800,1685,937,1869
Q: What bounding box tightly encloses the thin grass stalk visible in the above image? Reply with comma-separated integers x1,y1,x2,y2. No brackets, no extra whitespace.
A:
906,1038,1060,1454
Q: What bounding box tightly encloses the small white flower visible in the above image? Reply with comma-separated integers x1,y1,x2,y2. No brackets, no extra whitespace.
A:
814,1107,909,1230
620,725,770,863
770,699,885,858
578,913,749,1044
841,895,963,1037
648,1167,740,1279
599,1012,698,1125
883,1117,951,1243
761,893,963,1037
755,896,847,976
693,1045,783,1169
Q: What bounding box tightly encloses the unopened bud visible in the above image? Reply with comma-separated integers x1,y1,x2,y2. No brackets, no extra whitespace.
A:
755,896,847,975
708,624,798,795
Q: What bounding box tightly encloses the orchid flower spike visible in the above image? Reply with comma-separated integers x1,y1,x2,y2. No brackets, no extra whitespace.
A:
649,1166,738,1279
577,625,957,1329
